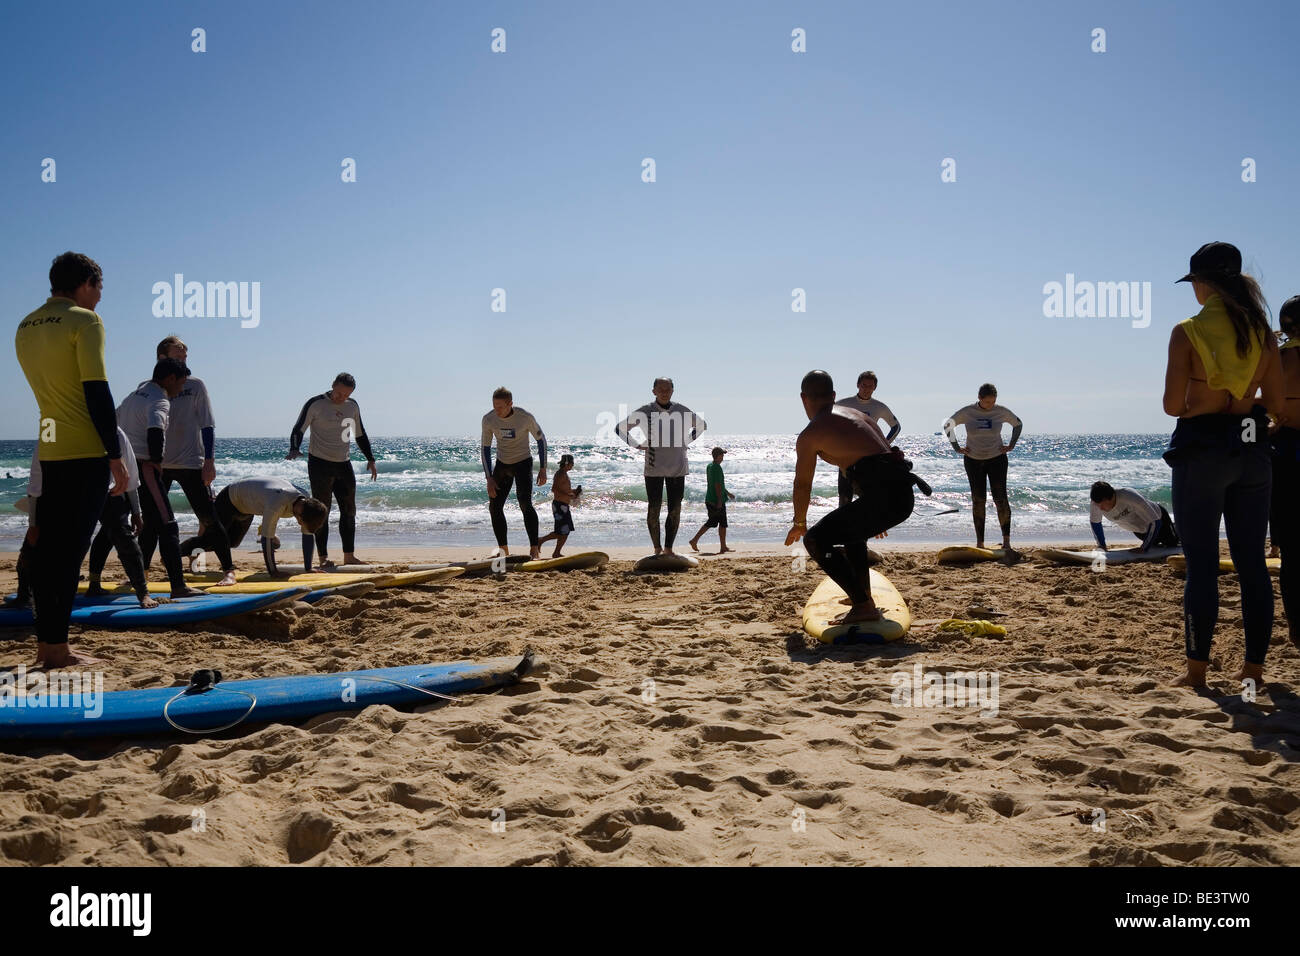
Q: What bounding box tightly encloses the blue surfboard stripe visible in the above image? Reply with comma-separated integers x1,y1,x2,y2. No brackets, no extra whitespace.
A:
0,589,308,629
0,653,533,741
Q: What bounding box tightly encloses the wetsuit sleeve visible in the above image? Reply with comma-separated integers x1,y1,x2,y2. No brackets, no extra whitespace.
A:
147,427,165,463
481,416,494,479
1088,502,1106,547
945,407,970,451
880,404,901,443
198,381,215,459
1004,408,1023,447
531,416,547,470
290,396,316,454
262,535,278,575
688,409,706,442
82,381,122,459
616,406,646,448
127,489,141,520
352,402,375,462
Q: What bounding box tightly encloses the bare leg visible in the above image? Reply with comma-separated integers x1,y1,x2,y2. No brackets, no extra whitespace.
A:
688,523,709,551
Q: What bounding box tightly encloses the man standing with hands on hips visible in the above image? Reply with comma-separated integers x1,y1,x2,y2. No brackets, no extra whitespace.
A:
617,377,707,556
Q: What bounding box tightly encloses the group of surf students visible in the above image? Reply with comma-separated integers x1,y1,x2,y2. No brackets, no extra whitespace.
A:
11,243,1300,686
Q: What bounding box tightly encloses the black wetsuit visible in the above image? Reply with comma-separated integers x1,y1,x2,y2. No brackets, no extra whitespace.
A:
645,476,686,550
489,457,540,547
1271,426,1300,632
963,453,1011,543
87,493,149,599
1165,406,1273,665
140,468,230,571
804,451,929,605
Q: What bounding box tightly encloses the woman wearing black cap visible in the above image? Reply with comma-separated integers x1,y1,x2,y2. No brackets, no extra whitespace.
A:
1163,242,1285,689
1270,294,1300,650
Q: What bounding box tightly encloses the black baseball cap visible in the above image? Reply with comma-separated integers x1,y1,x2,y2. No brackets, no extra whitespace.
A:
1281,295,1300,325
1176,241,1242,283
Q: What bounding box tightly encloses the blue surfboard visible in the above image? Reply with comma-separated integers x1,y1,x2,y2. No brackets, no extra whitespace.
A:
0,651,534,742
0,588,308,629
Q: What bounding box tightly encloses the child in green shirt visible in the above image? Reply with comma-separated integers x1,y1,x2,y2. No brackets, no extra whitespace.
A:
688,447,735,553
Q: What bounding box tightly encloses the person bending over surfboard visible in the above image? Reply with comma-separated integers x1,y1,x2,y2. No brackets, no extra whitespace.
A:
481,387,548,560
1089,482,1180,552
787,371,932,625
538,453,581,557
944,384,1022,553
117,358,208,599
181,477,328,577
287,373,378,570
617,377,707,556
1271,293,1300,649
1163,241,1284,688
835,371,901,507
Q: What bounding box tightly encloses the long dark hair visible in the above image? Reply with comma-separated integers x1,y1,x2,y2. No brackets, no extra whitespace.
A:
1198,273,1271,357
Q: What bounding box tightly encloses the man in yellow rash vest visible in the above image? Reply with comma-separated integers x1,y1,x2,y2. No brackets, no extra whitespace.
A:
14,252,130,668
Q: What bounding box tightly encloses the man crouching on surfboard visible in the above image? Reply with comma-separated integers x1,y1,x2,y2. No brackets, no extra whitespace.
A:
786,370,932,625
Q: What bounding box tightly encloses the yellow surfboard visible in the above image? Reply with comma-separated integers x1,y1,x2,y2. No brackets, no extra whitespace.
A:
801,571,911,645
80,575,395,595
377,568,465,587
518,552,609,572
937,546,1005,564
1166,555,1280,575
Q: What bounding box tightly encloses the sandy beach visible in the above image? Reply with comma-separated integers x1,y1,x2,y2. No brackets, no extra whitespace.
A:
2,544,1297,867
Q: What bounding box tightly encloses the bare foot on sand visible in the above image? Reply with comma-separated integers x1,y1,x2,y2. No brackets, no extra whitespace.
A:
34,645,104,669
343,555,367,566
1233,662,1264,686
1172,659,1209,689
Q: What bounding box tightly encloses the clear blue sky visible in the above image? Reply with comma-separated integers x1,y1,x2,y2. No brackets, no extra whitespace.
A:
2,0,1297,439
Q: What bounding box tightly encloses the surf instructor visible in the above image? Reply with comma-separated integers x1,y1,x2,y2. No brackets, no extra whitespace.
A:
14,252,129,668
945,384,1022,552
617,377,706,556
787,371,931,625
481,387,548,559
